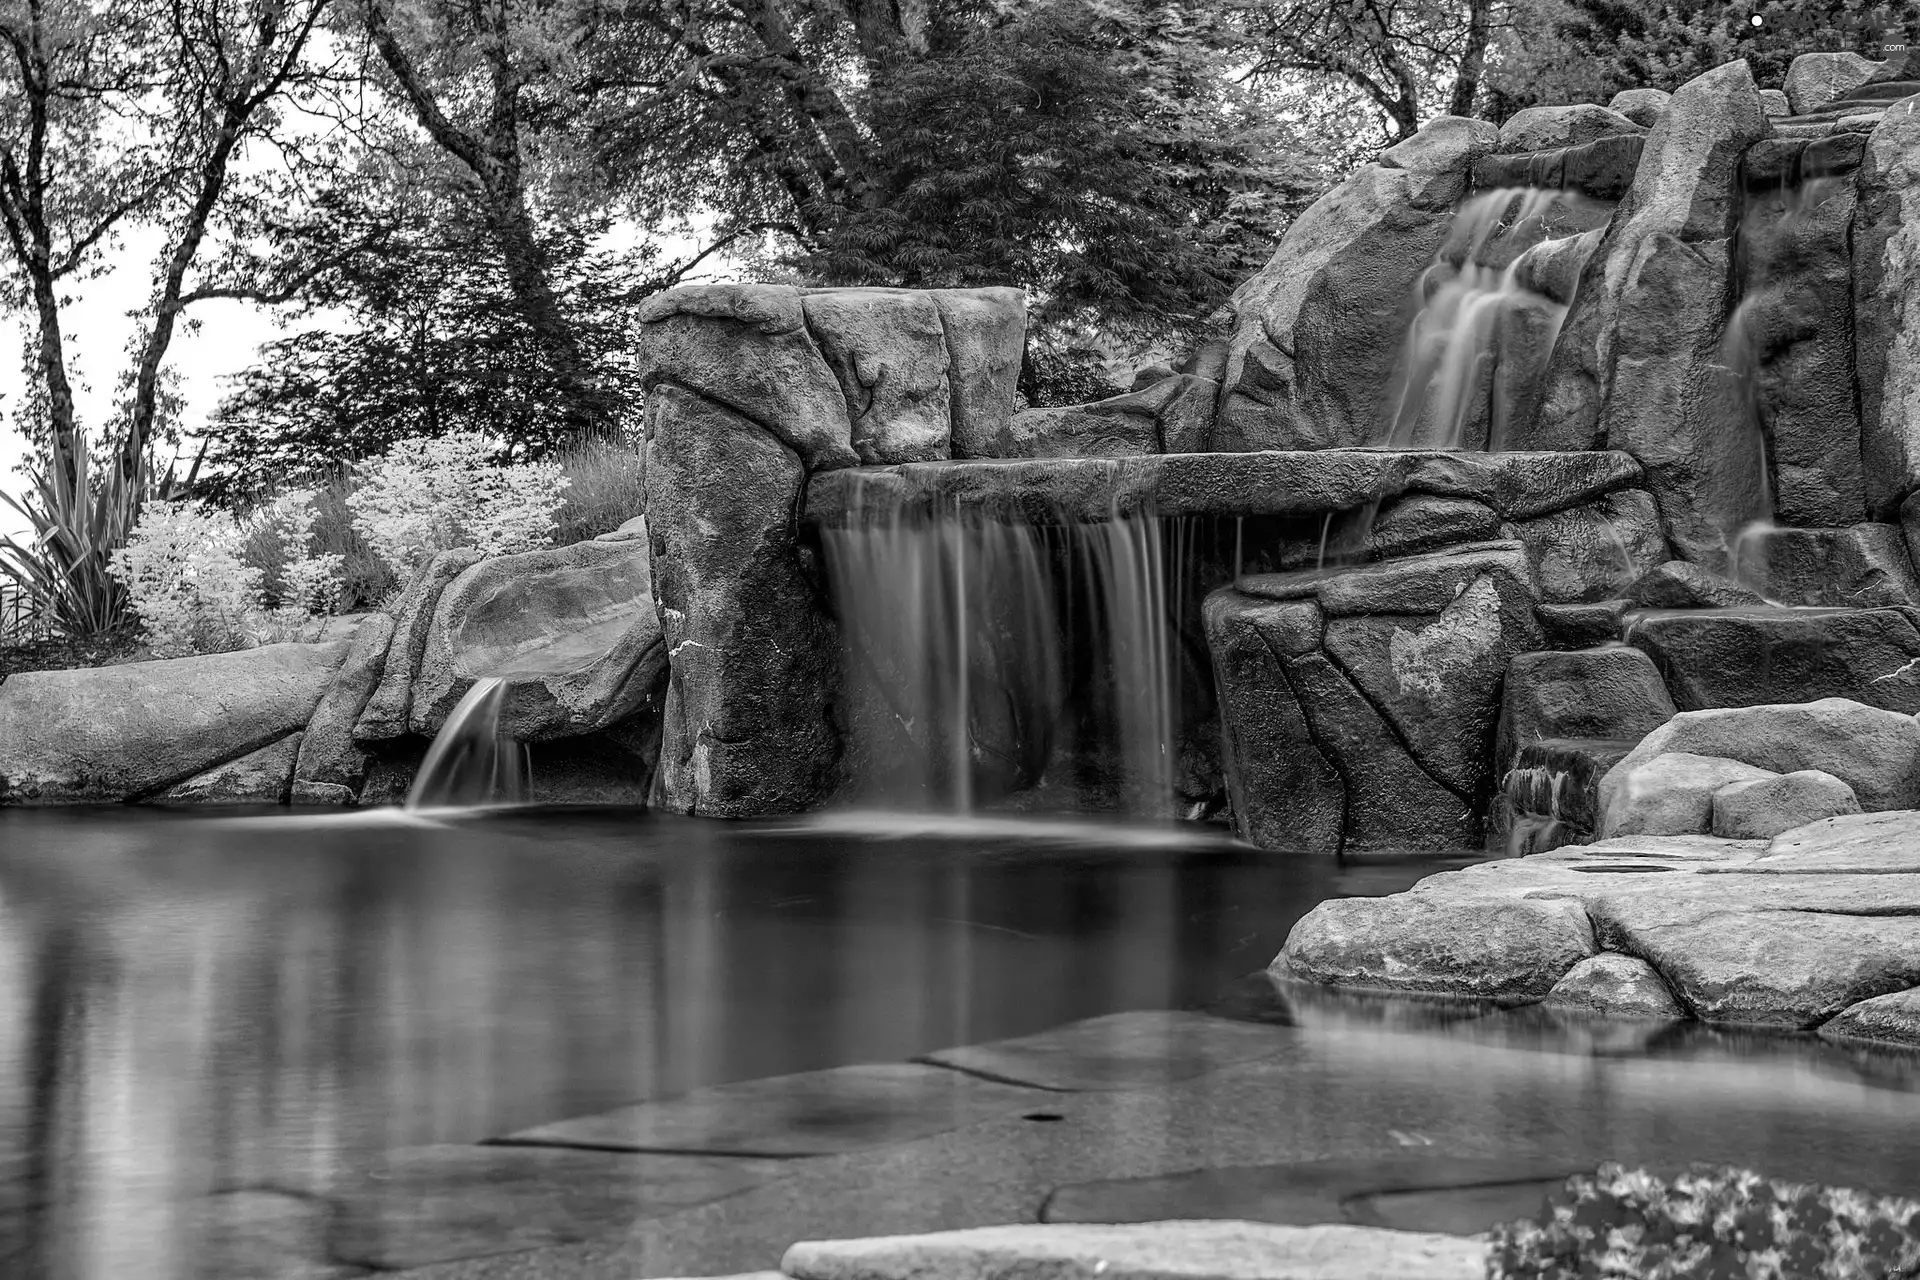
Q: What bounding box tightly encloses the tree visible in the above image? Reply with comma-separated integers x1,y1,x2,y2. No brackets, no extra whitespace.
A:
583,0,1308,363
1232,0,1513,146
1485,0,1920,118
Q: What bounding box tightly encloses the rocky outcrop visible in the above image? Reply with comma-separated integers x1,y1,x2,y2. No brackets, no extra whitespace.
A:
1209,542,1543,853
646,384,841,817
1854,94,1920,517
407,538,664,742
1275,813,1920,1036
1625,605,1920,712
1738,524,1920,607
1506,487,1666,602
1528,61,1771,570
0,642,346,803
1213,115,1498,451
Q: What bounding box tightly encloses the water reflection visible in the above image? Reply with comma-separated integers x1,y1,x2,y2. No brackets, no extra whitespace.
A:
0,808,1338,1278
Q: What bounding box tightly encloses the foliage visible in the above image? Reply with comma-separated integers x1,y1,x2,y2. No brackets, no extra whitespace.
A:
1490,1163,1920,1280
109,499,265,657
0,437,141,639
345,430,570,577
550,435,648,547
1485,0,1920,117
239,489,346,619
1233,0,1512,144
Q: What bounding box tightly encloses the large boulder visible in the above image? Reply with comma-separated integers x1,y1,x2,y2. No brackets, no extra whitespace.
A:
1854,94,1920,517
1542,952,1684,1020
355,548,485,742
292,612,395,804
1213,115,1498,451
1506,487,1666,602
1737,524,1919,607
1598,751,1778,837
635,284,1027,472
1625,605,1920,713
0,642,347,803
646,384,841,816
407,538,666,743
1710,769,1861,840
154,732,304,806
983,376,1216,459
1498,104,1645,152
1597,697,1920,815
1785,52,1884,115
1608,88,1671,127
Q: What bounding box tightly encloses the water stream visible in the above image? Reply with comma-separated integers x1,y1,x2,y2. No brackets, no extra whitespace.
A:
405,677,530,810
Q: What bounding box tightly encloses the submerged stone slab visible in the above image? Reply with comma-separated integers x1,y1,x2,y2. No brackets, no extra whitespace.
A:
503,1062,1046,1157
914,1011,1293,1092
1819,987,1920,1048
1625,606,1920,714
804,450,1643,527
0,641,347,804
315,1144,786,1272
783,1220,1485,1280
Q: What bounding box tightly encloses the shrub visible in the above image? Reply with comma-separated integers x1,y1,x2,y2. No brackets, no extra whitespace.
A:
109,499,265,658
346,430,570,577
0,439,141,639
551,434,646,546
1490,1163,1920,1280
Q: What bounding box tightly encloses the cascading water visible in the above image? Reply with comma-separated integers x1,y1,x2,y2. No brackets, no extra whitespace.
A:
1385,186,1600,451
822,486,1178,817
405,677,530,810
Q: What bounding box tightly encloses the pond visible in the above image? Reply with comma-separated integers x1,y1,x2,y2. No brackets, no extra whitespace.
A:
2,808,1919,1277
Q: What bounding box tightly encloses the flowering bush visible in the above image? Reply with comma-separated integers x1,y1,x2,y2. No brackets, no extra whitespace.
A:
109,500,264,658
111,490,346,658
1490,1163,1920,1280
346,431,570,577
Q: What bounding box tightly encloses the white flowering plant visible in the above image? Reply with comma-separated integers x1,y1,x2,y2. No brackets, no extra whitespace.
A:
110,490,347,658
346,431,570,578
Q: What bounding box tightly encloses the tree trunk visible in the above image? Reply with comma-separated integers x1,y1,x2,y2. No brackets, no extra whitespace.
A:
1449,0,1495,119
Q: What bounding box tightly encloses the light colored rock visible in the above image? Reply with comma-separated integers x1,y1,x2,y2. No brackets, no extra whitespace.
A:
916,1011,1294,1092
592,514,648,542
1755,809,1920,873
1542,952,1684,1019
1785,52,1885,115
0,642,347,803
152,732,303,806
782,1220,1486,1280
1759,88,1791,116
1608,87,1671,127
1855,94,1920,517
1820,986,1920,1047
1499,104,1645,152
1599,751,1778,838
1213,115,1498,451
1710,769,1861,840
1279,889,1595,1002
407,538,665,742
932,288,1028,460
1598,697,1920,814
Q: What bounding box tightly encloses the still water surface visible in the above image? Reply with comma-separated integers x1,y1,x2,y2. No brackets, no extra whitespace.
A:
3,808,1920,1275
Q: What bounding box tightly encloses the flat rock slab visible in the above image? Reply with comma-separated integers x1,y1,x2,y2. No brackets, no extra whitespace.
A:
782,1220,1486,1280
916,1011,1294,1091
308,1144,789,1272
503,1062,1050,1157
1042,1156,1586,1237
1278,812,1920,1036
806,449,1642,525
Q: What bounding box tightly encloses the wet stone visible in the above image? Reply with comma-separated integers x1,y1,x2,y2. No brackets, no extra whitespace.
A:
914,1011,1294,1092
1819,987,1920,1049
1541,952,1685,1020
504,1062,1048,1157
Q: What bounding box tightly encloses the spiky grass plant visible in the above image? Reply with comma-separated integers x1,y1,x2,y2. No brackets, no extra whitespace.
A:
0,441,142,639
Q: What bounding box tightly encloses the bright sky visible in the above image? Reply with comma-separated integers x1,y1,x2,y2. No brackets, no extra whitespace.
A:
0,224,276,539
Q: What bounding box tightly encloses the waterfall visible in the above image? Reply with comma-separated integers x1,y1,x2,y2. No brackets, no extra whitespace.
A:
1385,187,1599,451
405,678,529,810
822,498,1177,817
